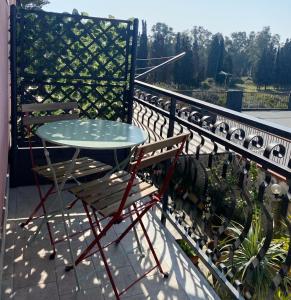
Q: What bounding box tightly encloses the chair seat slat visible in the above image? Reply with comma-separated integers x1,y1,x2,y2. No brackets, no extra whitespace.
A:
34,157,106,175
77,174,132,199
91,182,155,211
70,171,128,194
99,184,158,217
87,179,141,206
33,157,112,181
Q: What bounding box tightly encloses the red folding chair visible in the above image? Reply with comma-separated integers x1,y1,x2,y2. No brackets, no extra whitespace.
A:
21,102,113,259
68,133,189,299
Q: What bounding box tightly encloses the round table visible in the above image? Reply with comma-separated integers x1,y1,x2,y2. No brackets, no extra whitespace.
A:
36,119,148,149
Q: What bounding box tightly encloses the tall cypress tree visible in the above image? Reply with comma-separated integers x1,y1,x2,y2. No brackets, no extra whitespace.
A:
150,23,174,83
193,40,200,86
223,53,233,74
274,48,282,86
278,40,291,86
174,33,182,84
137,20,148,69
207,34,225,79
254,44,276,89
151,32,165,82
191,26,212,82
180,34,194,86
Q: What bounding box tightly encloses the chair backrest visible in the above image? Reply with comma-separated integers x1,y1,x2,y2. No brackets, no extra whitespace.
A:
22,102,79,126
22,102,80,170
115,133,189,217
130,133,190,171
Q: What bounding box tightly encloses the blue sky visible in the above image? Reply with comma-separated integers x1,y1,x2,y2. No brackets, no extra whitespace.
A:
44,0,291,41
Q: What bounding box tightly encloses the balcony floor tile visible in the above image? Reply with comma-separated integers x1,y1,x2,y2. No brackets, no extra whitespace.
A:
3,185,220,300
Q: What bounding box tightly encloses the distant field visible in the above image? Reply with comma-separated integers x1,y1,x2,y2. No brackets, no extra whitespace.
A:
235,77,290,93
155,78,290,109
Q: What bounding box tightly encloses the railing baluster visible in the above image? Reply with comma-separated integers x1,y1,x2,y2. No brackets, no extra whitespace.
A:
161,96,177,225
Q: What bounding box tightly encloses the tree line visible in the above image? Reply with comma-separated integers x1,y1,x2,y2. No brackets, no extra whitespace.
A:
137,22,291,89
18,1,291,90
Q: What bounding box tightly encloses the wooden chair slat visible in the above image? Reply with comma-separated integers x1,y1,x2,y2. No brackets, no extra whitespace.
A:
70,171,128,194
99,184,158,217
71,165,112,179
136,133,189,157
71,160,109,174
130,148,179,170
87,179,141,206
53,166,111,183
77,174,132,199
33,157,112,182
40,165,111,182
34,157,103,176
92,181,153,210
22,102,78,113
33,157,90,172
23,113,79,125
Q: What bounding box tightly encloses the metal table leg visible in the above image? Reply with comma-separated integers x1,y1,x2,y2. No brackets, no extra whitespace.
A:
40,141,81,291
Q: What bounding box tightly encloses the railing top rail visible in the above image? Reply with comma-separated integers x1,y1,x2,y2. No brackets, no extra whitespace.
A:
135,80,291,140
134,96,291,178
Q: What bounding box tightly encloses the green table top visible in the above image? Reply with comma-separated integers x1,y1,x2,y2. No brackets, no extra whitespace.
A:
36,119,148,149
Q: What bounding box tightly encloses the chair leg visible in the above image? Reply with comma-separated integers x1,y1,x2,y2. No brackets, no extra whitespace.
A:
115,204,152,246
75,209,118,266
74,203,113,265
20,184,54,227
42,202,57,259
66,198,79,210
21,183,57,258
133,203,167,277
73,202,100,265
39,186,57,259
81,202,120,299
92,208,102,232
96,235,120,299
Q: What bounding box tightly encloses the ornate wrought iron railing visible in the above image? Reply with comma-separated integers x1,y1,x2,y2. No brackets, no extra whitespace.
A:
133,80,291,300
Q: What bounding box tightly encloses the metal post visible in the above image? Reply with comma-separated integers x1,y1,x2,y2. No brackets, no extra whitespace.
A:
9,5,18,186
167,97,176,139
127,18,139,124
226,90,243,112
161,97,176,225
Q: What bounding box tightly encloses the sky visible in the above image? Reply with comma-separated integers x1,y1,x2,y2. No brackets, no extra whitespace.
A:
44,0,291,41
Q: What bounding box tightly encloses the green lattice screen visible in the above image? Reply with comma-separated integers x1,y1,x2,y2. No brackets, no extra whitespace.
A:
15,8,138,146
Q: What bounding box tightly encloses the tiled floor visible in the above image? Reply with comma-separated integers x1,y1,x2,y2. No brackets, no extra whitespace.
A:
1,185,220,300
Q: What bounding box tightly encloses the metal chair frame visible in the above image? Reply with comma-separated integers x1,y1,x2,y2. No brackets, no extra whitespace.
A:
70,133,189,299
20,102,112,259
